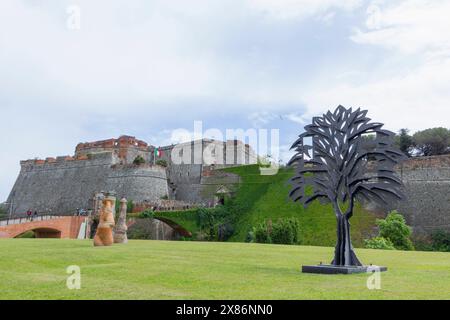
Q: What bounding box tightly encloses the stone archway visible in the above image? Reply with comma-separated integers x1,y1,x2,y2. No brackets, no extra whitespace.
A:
127,217,192,240
15,227,62,238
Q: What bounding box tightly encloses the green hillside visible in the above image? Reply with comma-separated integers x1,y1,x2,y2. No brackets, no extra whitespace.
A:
222,165,379,247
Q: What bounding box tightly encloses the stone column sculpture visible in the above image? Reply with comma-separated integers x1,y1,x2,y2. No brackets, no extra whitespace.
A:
113,198,128,244
93,195,116,246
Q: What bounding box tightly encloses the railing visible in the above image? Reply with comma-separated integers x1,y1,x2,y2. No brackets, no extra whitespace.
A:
0,215,68,227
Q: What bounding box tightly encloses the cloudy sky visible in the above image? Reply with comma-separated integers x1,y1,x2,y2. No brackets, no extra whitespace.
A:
1,0,449,202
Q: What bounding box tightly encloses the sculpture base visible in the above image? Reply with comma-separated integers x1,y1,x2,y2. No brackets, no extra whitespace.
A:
302,265,387,274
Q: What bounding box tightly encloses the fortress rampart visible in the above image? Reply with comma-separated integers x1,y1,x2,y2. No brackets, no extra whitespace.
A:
364,155,450,235
394,155,450,235
8,150,168,215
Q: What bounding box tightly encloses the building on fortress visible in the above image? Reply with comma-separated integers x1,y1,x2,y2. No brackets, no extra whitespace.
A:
6,136,257,216
75,135,151,164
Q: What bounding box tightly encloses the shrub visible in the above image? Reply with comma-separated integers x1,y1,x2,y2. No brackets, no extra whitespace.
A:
430,230,450,252
196,208,215,229
254,222,271,244
217,223,234,241
364,237,395,250
412,234,434,251
271,218,299,245
245,230,255,243
156,159,168,167
196,208,217,241
140,209,154,219
253,218,300,245
413,127,450,156
133,155,145,165
377,211,414,250
127,200,134,213
128,219,154,239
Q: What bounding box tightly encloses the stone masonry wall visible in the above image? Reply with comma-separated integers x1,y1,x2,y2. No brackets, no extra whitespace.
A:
394,155,450,235
7,152,168,216
365,155,450,235
107,164,169,203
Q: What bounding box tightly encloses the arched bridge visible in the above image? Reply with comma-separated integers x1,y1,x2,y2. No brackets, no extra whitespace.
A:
0,216,86,239
154,217,192,238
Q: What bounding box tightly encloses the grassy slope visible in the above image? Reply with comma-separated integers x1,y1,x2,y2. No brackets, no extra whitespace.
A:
0,239,449,300
223,165,378,247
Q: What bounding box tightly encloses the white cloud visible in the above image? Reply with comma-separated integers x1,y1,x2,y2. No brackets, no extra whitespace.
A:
285,112,308,125
0,0,218,112
317,11,337,25
248,111,279,128
351,0,450,55
303,56,450,132
296,0,450,133
247,0,362,21
0,0,357,116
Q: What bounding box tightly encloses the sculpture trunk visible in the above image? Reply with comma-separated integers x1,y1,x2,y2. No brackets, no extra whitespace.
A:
331,210,362,266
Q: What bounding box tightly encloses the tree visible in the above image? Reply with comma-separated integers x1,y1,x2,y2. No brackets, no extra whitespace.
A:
156,159,168,167
395,128,414,157
133,155,146,165
377,211,414,250
288,106,406,266
413,127,450,156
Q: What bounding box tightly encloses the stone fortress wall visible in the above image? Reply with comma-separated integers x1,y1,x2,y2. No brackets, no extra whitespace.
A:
393,155,450,235
10,152,115,215
6,136,255,216
8,150,169,215
7,136,171,215
363,154,450,235
151,138,256,203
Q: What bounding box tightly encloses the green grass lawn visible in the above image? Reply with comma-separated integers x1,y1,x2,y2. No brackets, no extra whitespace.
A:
1,239,449,300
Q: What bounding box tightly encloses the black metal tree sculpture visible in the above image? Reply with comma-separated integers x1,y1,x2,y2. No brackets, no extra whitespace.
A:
289,105,405,272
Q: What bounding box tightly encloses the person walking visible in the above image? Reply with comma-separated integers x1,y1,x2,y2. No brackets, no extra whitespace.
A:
26,209,32,220
33,210,38,221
